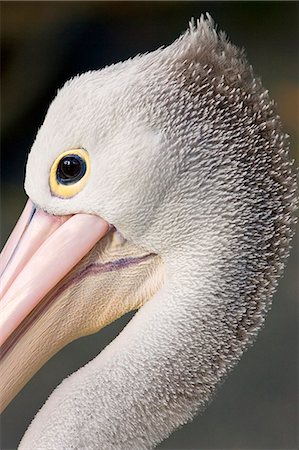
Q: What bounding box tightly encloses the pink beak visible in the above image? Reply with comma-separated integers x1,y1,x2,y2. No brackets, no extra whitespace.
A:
0,200,109,347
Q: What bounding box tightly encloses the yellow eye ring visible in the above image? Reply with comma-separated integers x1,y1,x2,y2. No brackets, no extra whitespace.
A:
49,148,90,198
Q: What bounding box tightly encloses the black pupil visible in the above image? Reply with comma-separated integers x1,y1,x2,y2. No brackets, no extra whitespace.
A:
57,155,86,185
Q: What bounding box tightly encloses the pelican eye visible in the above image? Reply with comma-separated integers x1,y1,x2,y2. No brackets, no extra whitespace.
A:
50,149,90,198
57,155,86,185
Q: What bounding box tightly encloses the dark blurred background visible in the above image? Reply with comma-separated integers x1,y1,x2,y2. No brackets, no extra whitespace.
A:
1,2,298,449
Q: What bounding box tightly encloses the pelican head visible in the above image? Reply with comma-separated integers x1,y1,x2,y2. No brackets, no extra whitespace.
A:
0,15,297,449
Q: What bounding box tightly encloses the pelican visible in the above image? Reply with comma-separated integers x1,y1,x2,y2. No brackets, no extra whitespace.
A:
0,16,297,449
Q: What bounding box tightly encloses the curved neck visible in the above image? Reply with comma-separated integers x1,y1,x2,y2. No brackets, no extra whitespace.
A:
19,239,264,449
